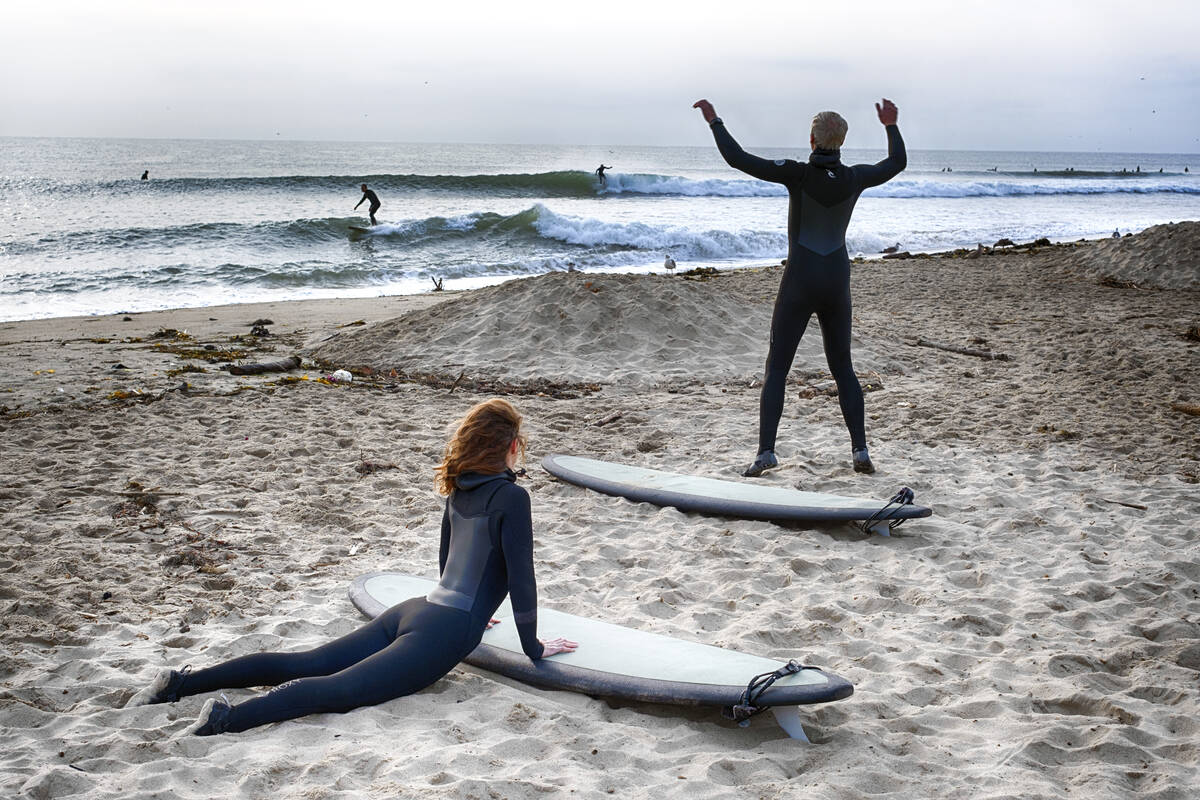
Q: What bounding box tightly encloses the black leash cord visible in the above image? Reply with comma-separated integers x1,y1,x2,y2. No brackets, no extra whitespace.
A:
723,660,818,725
859,487,916,534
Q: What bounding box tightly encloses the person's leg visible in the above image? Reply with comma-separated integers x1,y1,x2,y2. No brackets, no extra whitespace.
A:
754,265,813,461
817,294,869,458
175,599,416,699
369,203,380,226
215,602,472,733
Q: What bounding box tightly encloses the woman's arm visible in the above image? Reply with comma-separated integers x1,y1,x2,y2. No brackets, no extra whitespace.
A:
438,500,451,575
499,487,545,659
694,99,801,185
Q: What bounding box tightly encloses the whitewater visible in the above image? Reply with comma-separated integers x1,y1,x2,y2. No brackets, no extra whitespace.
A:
1,137,1197,321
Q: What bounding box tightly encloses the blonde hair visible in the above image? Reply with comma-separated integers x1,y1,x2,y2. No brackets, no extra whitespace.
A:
811,111,848,150
435,399,527,495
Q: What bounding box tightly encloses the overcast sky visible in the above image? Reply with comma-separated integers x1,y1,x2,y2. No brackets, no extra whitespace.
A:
3,0,1197,152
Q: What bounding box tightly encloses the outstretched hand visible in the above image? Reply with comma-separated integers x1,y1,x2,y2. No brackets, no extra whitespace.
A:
540,636,579,657
876,98,898,125
693,99,717,123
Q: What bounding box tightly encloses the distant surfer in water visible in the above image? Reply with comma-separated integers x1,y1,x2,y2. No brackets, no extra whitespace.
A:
693,97,907,476
140,170,149,180
595,164,611,187
354,183,381,226
128,399,577,735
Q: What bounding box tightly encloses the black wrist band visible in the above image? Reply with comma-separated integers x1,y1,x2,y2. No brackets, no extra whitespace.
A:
709,117,723,126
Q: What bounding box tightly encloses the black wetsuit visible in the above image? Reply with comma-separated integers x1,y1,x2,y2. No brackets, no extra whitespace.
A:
167,470,543,733
355,189,381,225
709,119,906,453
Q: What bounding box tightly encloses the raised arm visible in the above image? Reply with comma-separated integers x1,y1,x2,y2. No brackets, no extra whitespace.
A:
855,98,907,189
693,99,800,185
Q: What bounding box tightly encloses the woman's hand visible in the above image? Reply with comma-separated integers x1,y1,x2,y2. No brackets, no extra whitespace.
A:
692,99,717,124
485,617,502,629
875,98,898,125
539,636,579,657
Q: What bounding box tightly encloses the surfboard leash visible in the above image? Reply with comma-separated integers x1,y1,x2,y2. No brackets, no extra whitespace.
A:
723,660,819,726
859,487,916,534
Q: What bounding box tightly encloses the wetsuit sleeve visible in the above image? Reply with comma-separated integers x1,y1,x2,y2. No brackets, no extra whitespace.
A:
854,125,907,189
438,500,451,575
499,487,544,659
710,121,802,185
354,195,364,209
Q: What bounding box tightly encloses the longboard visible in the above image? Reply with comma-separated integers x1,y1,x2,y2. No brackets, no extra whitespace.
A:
348,225,372,234
542,454,932,534
349,572,853,740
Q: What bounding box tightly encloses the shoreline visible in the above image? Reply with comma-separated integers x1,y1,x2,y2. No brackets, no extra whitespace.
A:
0,226,1180,328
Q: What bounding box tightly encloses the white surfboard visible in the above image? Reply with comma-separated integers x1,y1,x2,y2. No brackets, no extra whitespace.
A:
349,572,853,740
542,454,931,534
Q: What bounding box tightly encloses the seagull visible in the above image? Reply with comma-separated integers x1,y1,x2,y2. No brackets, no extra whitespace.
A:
664,253,676,273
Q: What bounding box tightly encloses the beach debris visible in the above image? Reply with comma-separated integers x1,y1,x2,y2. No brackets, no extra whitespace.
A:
1098,276,1140,289
355,457,400,477
248,318,274,326
1184,325,1200,342
111,480,170,517
432,277,444,291
249,324,272,337
227,355,302,376
913,338,1012,361
594,411,624,427
150,328,191,340
328,369,353,384
994,238,1016,247
882,250,912,260
680,266,719,281
1099,497,1149,511
1170,401,1200,417
122,316,132,322
448,370,466,393
337,320,366,328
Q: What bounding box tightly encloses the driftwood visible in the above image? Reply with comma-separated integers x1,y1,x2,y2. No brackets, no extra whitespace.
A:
594,412,624,427
914,338,1012,361
228,355,302,376
1100,498,1149,511
1170,401,1200,417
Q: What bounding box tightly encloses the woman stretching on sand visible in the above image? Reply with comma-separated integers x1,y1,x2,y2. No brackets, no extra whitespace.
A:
130,399,577,735
693,97,906,477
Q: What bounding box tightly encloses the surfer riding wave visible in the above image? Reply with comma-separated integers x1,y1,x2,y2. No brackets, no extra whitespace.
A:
128,399,577,735
693,97,906,476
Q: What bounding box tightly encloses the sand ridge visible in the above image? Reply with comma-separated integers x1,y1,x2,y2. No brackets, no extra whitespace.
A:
310,270,903,386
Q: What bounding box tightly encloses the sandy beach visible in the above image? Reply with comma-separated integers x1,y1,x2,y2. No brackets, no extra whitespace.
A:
1,224,1198,798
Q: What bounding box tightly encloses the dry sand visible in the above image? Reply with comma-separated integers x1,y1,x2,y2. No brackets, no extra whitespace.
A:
1,226,1198,799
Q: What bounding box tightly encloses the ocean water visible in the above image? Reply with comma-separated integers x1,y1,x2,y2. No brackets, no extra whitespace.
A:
1,137,1197,322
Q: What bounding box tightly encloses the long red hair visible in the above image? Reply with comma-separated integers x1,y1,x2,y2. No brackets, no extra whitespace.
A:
435,399,526,495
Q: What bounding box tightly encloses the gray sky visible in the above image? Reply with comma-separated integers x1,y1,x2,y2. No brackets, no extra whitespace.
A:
3,0,1197,152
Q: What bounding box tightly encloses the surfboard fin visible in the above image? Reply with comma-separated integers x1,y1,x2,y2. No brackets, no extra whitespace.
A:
771,706,810,742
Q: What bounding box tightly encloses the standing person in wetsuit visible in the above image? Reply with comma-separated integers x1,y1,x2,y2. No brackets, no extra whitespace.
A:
354,183,381,226
595,164,611,186
128,399,577,735
693,97,906,476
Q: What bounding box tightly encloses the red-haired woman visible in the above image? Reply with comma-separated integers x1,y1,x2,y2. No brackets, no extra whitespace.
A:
130,399,577,734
